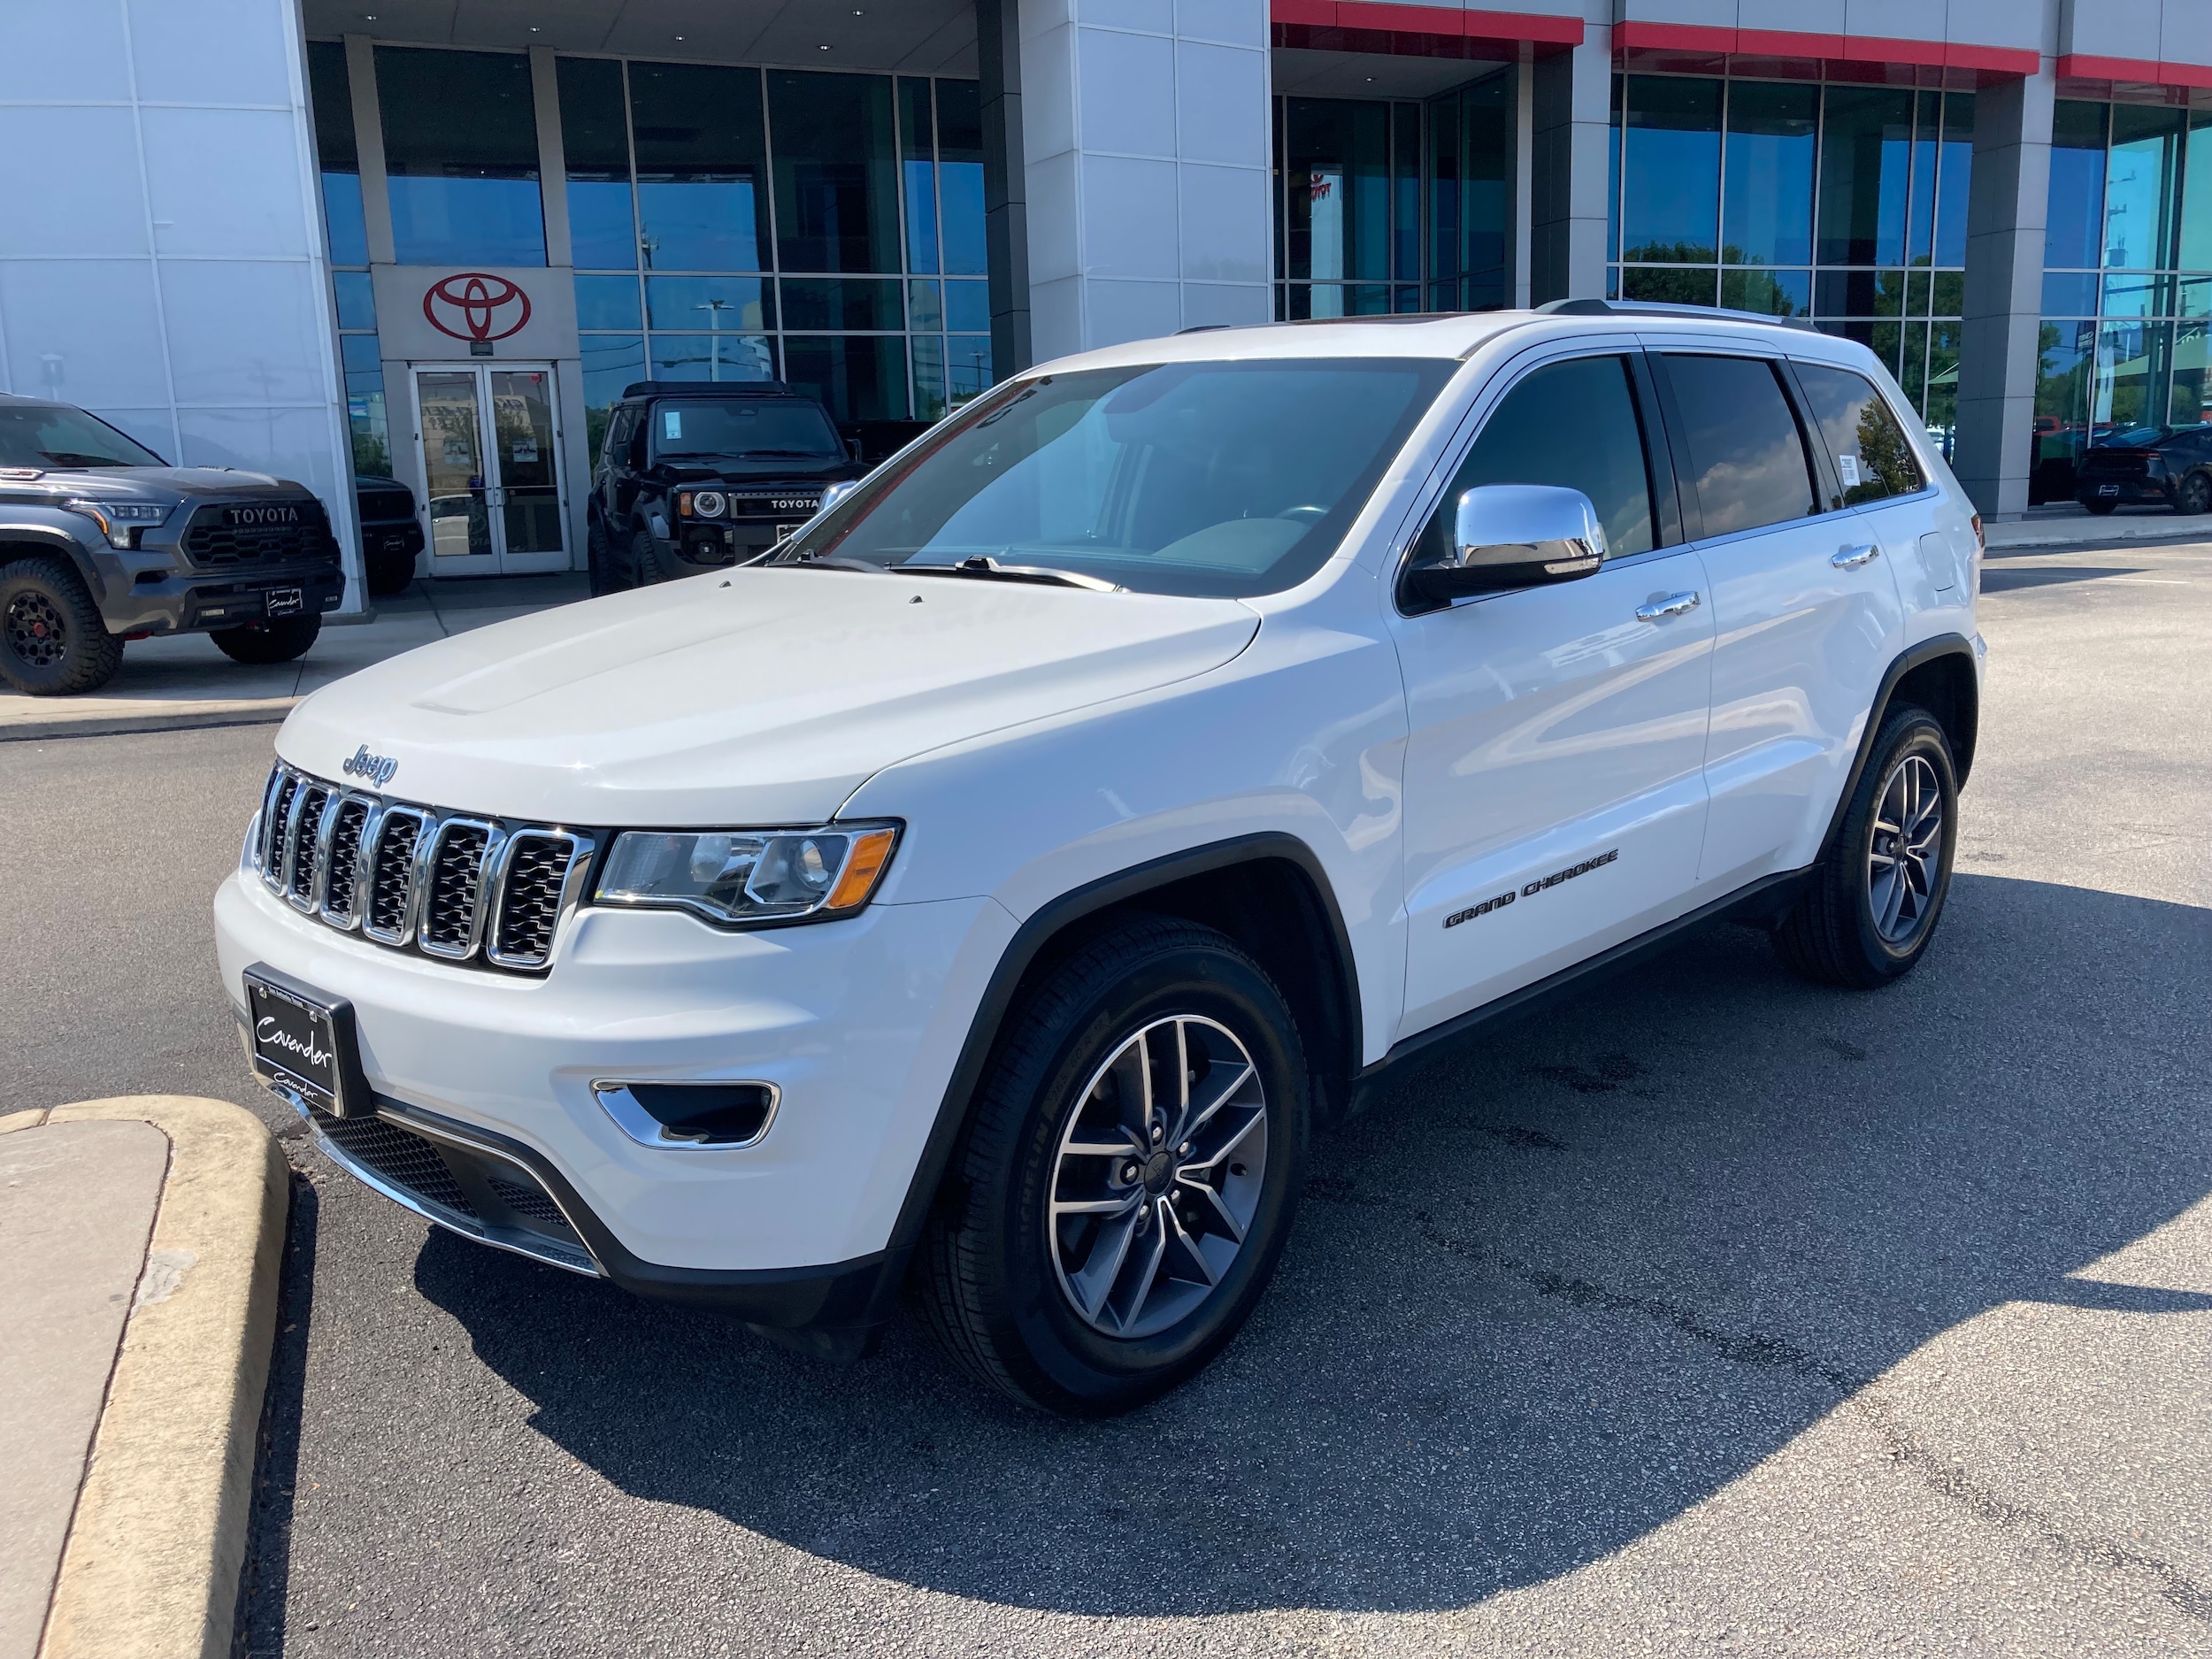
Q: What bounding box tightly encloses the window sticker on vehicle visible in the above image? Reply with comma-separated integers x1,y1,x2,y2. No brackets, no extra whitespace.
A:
664,411,683,440
1445,848,1619,928
1838,455,1863,488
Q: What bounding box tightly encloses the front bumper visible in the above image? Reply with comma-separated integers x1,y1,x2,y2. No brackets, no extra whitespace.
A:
214,869,1010,1330
102,560,345,634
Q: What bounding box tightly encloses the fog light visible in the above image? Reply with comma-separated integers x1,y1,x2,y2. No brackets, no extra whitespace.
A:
593,1080,780,1148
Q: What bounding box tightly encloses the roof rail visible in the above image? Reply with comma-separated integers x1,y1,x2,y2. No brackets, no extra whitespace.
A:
1534,297,1818,331
619,380,800,398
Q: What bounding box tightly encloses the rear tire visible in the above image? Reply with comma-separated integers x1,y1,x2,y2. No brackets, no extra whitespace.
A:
915,917,1309,1417
365,549,415,597
0,556,125,695
1773,704,1957,989
210,613,321,665
631,529,679,587
2177,471,2212,515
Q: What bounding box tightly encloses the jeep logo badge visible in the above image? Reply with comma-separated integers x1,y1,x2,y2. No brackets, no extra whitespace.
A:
342,744,399,787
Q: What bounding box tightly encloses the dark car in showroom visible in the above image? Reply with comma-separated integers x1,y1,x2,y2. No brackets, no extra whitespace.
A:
357,474,425,596
587,380,867,594
2074,424,2212,515
0,394,343,695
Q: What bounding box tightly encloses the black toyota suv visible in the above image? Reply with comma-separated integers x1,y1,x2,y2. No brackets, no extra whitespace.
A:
0,394,344,695
586,381,865,594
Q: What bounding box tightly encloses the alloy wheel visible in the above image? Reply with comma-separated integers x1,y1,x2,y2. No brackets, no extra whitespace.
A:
1047,1014,1268,1340
4,591,68,668
1867,753,1943,944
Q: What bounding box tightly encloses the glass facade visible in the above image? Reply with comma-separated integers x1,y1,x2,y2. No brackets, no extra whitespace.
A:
1272,69,1514,319
1609,74,1974,451
376,47,548,267
558,58,992,457
307,42,388,478
2033,96,2212,500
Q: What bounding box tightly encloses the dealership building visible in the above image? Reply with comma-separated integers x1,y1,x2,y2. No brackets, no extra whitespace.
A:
4,0,2208,605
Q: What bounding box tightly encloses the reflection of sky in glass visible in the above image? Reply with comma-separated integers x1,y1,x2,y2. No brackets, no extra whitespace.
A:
1623,79,1718,262
2103,121,2178,271
389,177,545,266
1934,128,1973,268
573,274,642,331
646,275,771,332
322,173,369,265
941,162,986,274
333,272,376,330
903,159,940,273
1816,89,1911,267
568,181,636,269
1722,85,1813,267
649,334,777,382
639,181,763,273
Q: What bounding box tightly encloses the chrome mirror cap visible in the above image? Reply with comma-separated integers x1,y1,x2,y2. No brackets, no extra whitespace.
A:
1405,483,1608,607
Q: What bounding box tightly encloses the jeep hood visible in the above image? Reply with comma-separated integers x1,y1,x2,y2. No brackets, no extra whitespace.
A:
278,568,1260,826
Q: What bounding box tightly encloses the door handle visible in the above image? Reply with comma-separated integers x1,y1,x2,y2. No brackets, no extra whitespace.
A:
1635,590,1701,621
1832,543,1881,569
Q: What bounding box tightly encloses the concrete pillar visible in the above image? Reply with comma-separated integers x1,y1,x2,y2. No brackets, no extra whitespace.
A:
342,35,395,267
977,0,1034,373
1529,27,1611,305
1513,44,1534,309
529,48,572,270
1955,65,2055,519
1017,0,1274,362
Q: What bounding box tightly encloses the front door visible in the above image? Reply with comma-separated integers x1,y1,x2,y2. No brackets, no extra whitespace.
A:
1392,349,1717,1042
411,365,569,576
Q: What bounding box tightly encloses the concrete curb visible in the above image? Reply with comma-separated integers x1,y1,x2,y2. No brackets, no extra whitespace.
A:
1,1097,288,1659
0,703,296,745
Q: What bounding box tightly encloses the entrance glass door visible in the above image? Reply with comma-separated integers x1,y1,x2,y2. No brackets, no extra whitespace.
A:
411,365,569,575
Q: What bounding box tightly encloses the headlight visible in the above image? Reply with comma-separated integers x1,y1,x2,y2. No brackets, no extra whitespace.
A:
677,489,726,518
67,498,169,548
595,822,900,926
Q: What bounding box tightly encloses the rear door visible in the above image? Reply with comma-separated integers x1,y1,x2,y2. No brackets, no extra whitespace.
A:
1392,345,1717,1040
1650,348,1906,887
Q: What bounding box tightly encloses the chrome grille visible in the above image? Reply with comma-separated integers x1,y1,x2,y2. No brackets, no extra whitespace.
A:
253,762,593,974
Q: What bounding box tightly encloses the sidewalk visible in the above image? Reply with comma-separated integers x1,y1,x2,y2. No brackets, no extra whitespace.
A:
1982,501,2212,551
0,573,589,743
0,1098,288,1659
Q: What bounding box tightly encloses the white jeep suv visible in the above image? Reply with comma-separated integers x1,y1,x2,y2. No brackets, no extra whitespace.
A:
216,301,1984,1415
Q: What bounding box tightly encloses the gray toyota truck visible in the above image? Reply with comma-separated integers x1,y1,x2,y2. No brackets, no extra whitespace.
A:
0,393,346,695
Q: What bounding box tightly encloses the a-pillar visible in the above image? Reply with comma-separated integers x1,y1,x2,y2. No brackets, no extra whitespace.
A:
1955,65,2055,519
1008,0,1274,363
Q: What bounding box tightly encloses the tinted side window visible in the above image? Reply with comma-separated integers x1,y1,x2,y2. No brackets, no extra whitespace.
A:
1661,354,1817,536
1793,362,1927,508
1422,354,1656,563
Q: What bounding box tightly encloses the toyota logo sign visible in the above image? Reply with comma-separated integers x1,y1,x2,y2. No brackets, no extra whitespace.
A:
422,273,533,342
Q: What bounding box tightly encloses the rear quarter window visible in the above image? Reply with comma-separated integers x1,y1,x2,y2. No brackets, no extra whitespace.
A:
1793,362,1927,509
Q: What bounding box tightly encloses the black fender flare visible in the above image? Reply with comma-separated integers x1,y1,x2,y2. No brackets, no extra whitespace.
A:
0,520,110,603
880,832,1363,1262
1817,631,1980,856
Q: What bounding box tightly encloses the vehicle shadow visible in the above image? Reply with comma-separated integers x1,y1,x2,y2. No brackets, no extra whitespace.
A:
414,872,2212,1616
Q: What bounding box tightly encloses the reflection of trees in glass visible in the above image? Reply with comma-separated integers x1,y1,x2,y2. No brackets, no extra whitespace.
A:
1854,402,1916,501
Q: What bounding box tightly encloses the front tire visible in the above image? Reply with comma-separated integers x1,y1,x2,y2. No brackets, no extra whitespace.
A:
1774,704,1957,988
587,516,622,595
365,548,415,597
2177,471,2212,515
916,917,1309,1416
210,613,321,665
0,556,125,695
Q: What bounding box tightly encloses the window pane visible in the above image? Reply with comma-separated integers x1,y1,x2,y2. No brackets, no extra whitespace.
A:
936,80,986,276
649,333,776,382
1430,88,1461,280
2034,319,2096,487
1934,93,1975,268
1623,76,1720,263
899,79,939,274
645,274,772,331
1662,353,1816,534
581,334,647,457
340,334,388,477
2184,111,2212,273
1723,81,1814,268
1932,270,1963,317
1721,267,1809,317
1816,88,1913,266
1814,269,1904,318
1443,355,1655,557
2101,272,2171,319
1906,91,1939,267
906,277,942,330
943,279,990,333
1926,319,1961,458
2045,101,2108,271
333,270,376,330
632,63,769,273
946,334,994,405
2106,104,2185,273
781,334,910,420
1459,73,1512,305
911,334,947,421
308,44,371,265
1906,269,1930,316
2171,320,2208,426
1394,102,1421,281
575,273,643,330
1287,98,1390,281
320,172,369,267
1793,362,1926,507
780,277,900,331
558,58,636,270
771,71,901,274
2098,319,2172,432
1623,265,1716,305
377,47,545,266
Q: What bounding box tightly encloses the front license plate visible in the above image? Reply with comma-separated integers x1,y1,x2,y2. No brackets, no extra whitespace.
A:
2098,485,2120,495
265,587,303,617
775,522,803,541
245,965,365,1116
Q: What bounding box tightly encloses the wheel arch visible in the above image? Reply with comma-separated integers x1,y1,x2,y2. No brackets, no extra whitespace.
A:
1818,634,1979,859
0,526,108,600
885,833,1363,1259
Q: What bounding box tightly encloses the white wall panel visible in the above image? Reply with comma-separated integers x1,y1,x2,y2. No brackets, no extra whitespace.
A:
142,108,316,259
0,109,150,258
127,0,296,106
0,0,130,104
160,259,329,405
0,261,173,411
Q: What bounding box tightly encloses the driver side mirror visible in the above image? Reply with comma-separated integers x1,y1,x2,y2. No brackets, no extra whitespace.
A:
1402,484,1607,609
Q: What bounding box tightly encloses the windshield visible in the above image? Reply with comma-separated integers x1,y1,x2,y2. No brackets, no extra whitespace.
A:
649,398,842,462
0,403,165,470
770,358,1456,597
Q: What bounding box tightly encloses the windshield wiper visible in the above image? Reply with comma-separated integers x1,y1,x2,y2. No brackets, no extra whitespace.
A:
899,555,1123,593
734,448,840,459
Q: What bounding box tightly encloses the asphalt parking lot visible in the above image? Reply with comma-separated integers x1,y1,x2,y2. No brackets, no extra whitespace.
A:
4,534,2208,1657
